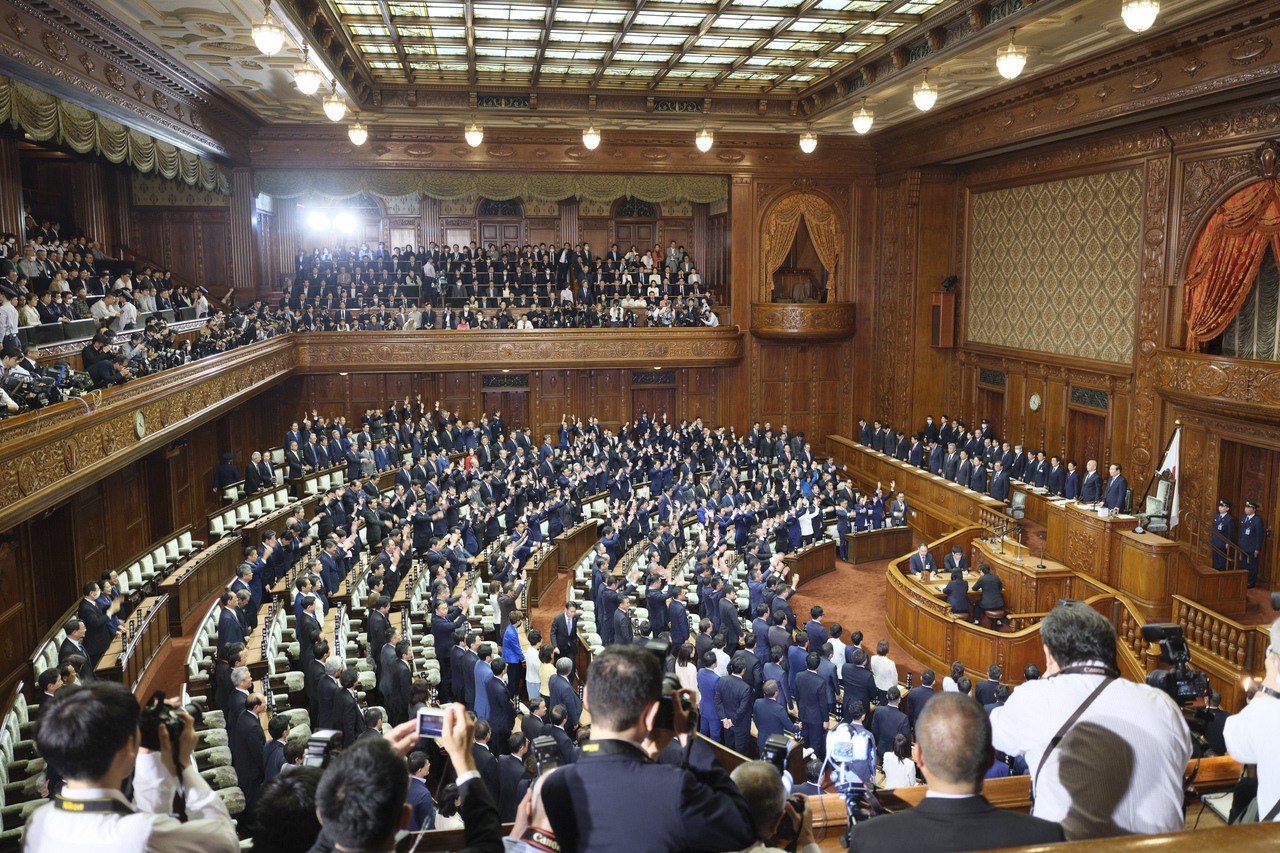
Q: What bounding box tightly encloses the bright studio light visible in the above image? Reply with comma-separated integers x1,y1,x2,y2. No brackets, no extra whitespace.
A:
695,125,713,152
996,29,1027,80
334,213,357,231
1121,0,1159,32
582,123,601,150
251,0,286,56
852,100,874,134
799,128,817,154
305,212,330,230
294,43,323,95
913,70,938,112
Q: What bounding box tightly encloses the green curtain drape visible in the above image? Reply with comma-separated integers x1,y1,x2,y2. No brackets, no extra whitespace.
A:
253,169,728,203
0,75,231,194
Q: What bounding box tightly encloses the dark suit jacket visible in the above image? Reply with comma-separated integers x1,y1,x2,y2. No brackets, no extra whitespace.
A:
334,687,366,748
218,606,247,652
974,679,1000,707
78,598,113,661
231,708,266,807
795,670,828,724
611,608,632,645
718,598,741,651
263,738,286,781
521,712,546,741
486,676,516,735
905,684,936,728
870,705,911,758
753,696,798,752
551,613,578,658
316,675,341,730
58,638,92,680
714,673,753,728
846,794,1064,853
497,754,525,822
472,743,501,804
549,674,582,729
842,663,877,721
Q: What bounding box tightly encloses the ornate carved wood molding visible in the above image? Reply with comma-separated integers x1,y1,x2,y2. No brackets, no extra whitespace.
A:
1154,348,1280,416
874,2,1280,172
0,328,743,532
749,302,856,342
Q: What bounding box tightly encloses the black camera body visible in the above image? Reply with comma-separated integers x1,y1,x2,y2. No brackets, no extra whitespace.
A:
304,729,345,769
138,690,203,753
532,734,561,775
761,733,790,774
1142,623,1210,706
636,638,696,731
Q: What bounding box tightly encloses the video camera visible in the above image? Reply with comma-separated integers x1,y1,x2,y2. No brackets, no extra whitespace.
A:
1142,623,1210,706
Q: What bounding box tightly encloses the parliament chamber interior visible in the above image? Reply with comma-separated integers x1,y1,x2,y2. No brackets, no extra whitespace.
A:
2,0,1280,850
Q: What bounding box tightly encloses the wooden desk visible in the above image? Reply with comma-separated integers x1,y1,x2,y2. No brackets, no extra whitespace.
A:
555,520,600,575
1012,483,1057,526
1045,500,1135,584
158,535,242,637
827,436,1009,541
784,539,838,588
95,595,169,691
241,492,322,548
971,537,1076,615
846,526,912,564
528,544,561,607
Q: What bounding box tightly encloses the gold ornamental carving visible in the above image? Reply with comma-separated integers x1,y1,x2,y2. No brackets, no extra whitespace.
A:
750,303,856,342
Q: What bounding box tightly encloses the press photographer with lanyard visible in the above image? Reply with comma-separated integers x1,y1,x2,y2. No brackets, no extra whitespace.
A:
1224,615,1280,824
990,601,1191,840
24,682,238,853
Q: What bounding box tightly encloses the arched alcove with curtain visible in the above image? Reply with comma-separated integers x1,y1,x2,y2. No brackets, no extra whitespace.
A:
1184,178,1280,350
759,191,842,303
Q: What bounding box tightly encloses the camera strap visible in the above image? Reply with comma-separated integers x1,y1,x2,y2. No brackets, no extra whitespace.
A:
1032,675,1115,802
52,794,135,816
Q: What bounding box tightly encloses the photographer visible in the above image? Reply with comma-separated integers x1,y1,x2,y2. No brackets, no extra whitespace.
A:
1224,615,1280,823
990,601,1191,840
534,644,756,852
25,682,238,852
728,760,819,853
87,355,131,389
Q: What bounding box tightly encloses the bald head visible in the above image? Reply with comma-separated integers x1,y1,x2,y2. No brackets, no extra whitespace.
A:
915,692,994,789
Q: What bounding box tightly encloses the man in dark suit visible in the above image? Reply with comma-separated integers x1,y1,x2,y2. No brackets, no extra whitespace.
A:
263,714,289,781
550,601,578,673
842,648,878,721
316,658,342,730
366,596,392,673
848,693,1064,853
990,460,1011,503
547,705,578,764
718,587,742,653
1046,456,1066,497
334,668,367,748
871,686,911,761
715,657,754,754
77,582,118,666
753,680,799,752
908,543,937,576
906,669,937,730
1211,499,1236,571
486,658,517,752
472,721,501,803
385,639,412,725
231,693,267,812
216,591,246,652
795,652,830,761
522,698,548,741
548,658,582,730
58,620,94,681
459,632,481,710
1102,463,1129,512
974,665,1002,707
610,596,634,646
534,645,756,852
496,733,528,822
1079,460,1103,503
668,587,690,649
1064,461,1080,500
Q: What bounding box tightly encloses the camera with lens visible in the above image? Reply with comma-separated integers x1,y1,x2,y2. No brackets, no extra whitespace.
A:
761,733,791,775
636,638,696,731
531,734,561,775
138,690,204,757
1142,623,1210,706
303,729,345,769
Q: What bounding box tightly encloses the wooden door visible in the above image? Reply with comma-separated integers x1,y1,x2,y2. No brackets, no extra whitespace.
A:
1067,409,1106,470
980,388,1004,442
482,390,529,433
480,222,523,249
1219,440,1280,588
632,388,675,423
616,223,655,249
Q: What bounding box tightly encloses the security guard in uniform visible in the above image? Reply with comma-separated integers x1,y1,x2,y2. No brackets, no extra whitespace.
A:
1211,499,1236,571
1238,500,1264,588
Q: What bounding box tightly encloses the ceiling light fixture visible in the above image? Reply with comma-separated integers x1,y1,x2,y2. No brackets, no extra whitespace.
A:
251,0,286,56
1121,0,1159,32
995,28,1027,80
322,80,346,121
852,99,874,134
695,124,714,153
294,42,323,95
348,117,368,146
582,122,601,150
913,68,938,112
465,120,484,147
799,126,817,154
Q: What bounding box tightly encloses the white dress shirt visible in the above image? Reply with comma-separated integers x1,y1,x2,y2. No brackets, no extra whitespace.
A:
870,654,898,691
990,663,1191,840
24,753,238,853
1224,690,1280,822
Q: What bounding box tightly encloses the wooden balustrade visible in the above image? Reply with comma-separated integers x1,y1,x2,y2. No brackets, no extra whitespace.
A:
526,544,561,608
157,534,243,637
844,525,912,564
554,519,600,578
1171,595,1270,711
784,539,839,587
96,594,170,691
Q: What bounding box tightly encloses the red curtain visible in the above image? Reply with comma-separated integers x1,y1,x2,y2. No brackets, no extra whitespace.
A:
1185,179,1280,349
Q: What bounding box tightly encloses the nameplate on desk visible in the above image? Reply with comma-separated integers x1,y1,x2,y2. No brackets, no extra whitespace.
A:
948,482,962,488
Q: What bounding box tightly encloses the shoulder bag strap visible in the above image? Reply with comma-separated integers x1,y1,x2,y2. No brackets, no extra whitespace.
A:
1032,677,1115,799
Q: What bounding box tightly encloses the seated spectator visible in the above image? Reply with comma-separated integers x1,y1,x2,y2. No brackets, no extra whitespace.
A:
847,693,1065,853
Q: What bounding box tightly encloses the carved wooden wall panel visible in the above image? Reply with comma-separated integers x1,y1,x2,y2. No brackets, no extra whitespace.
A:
130,207,232,290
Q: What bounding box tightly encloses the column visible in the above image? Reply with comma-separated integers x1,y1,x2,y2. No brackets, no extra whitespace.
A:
276,196,299,278
0,134,23,240
559,198,578,246
692,201,708,282
421,195,440,245
72,160,112,249
108,168,132,255
728,175,751,328
228,166,259,292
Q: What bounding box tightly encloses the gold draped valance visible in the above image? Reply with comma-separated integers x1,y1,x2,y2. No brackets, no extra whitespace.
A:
0,75,231,194
761,192,841,299
253,169,728,203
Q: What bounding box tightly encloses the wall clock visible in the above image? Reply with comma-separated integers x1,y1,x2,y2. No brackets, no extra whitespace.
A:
1029,393,1042,412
